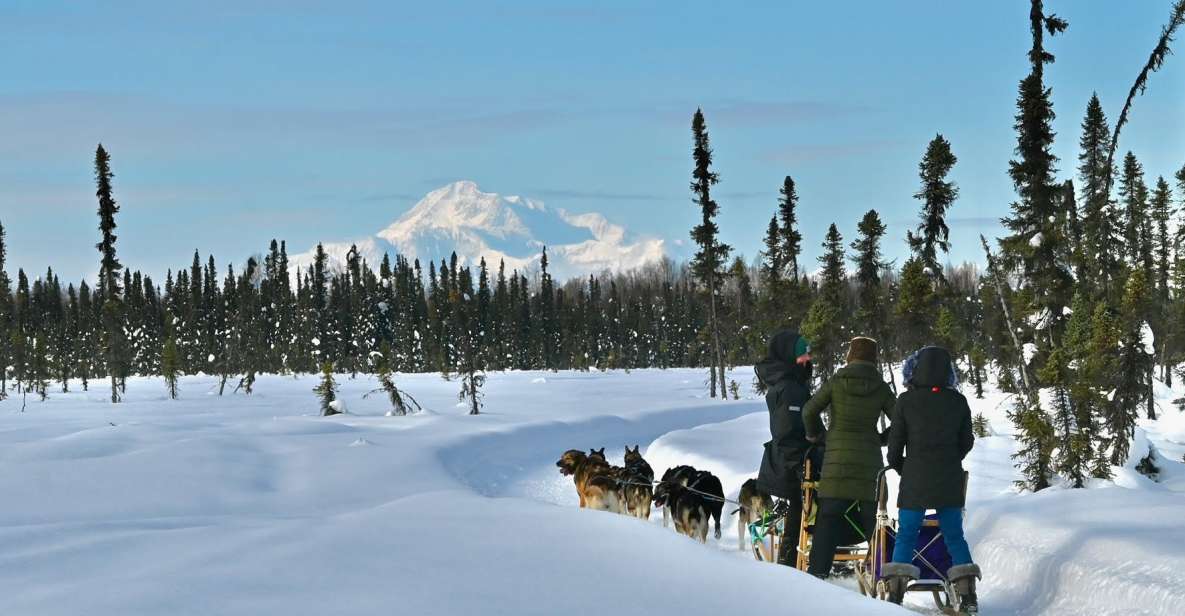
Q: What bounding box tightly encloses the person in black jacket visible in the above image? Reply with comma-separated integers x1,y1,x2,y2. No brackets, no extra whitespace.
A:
884,346,980,612
755,330,817,565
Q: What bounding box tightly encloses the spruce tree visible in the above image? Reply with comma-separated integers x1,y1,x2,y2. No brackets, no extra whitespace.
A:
1056,291,1100,487
908,134,959,281
162,336,180,399
452,275,485,415
850,210,890,370
1149,177,1173,376
314,362,339,416
895,257,935,355
1077,94,1121,301
1119,152,1151,270
998,1,1068,492
759,215,784,326
366,340,421,416
778,176,803,282
1082,302,1119,480
802,224,847,379
1112,270,1153,463
688,108,730,397
94,144,126,403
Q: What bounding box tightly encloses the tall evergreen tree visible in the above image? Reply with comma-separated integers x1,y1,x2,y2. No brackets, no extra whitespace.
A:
1150,176,1174,382
1112,270,1154,462
908,134,959,281
998,1,1068,492
778,176,803,282
94,144,126,403
851,210,890,368
1119,152,1151,272
1077,94,1121,301
802,224,847,379
688,108,730,397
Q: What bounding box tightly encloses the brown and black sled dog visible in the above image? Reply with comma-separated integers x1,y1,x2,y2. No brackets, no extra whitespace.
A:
620,445,654,520
556,448,622,513
734,478,773,550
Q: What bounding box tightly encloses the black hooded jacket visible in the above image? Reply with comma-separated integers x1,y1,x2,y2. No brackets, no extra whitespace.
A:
887,347,974,510
755,331,817,499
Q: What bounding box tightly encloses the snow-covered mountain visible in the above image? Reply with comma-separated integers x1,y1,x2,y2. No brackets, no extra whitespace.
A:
292,181,665,280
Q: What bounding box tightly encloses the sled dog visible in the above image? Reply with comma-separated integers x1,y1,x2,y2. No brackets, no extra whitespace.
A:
734,478,773,550
620,445,654,519
653,465,698,528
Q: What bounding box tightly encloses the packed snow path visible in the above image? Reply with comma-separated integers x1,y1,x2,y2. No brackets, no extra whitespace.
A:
0,370,905,616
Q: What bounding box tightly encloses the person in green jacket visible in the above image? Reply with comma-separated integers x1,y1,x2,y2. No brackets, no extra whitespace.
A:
802,336,895,578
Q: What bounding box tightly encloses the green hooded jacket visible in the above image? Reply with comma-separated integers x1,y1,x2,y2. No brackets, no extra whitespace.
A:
802,360,895,501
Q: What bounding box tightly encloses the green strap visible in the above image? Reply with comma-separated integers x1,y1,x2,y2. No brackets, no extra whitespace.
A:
842,501,868,541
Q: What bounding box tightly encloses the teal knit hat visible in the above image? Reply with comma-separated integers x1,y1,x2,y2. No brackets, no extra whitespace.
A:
794,336,811,359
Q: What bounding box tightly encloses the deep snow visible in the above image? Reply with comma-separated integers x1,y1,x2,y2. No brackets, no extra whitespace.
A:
0,368,1182,615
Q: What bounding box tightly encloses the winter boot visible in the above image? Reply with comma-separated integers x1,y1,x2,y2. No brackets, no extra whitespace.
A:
881,562,919,605
948,563,981,614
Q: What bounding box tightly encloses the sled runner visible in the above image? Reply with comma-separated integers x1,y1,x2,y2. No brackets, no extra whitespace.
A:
853,468,971,615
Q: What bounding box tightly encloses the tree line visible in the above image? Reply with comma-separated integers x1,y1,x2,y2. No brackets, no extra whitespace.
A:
1,0,1183,489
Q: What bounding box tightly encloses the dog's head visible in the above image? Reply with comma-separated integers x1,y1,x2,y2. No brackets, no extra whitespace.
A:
588,447,607,462
653,482,670,507
623,445,643,465
556,449,587,476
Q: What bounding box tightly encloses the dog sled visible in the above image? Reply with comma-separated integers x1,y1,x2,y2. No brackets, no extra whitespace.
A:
747,456,868,575
853,467,972,615
749,463,972,615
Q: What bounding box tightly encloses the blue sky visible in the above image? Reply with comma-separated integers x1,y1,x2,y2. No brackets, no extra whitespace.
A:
2,0,1182,283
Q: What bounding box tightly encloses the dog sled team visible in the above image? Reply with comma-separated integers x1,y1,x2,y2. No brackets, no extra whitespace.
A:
557,332,983,614
555,446,726,543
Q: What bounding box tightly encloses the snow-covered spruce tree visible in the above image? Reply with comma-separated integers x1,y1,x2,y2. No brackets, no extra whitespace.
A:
162,336,180,399
365,341,421,416
802,224,847,380
0,220,10,401
850,210,891,373
1082,302,1119,480
1111,270,1154,463
1055,291,1102,487
234,257,263,395
313,362,339,416
1076,94,1122,304
688,108,730,397
94,144,127,404
452,276,484,416
908,134,959,283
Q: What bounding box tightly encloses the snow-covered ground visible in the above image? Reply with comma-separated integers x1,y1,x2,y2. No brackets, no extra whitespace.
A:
0,368,1182,615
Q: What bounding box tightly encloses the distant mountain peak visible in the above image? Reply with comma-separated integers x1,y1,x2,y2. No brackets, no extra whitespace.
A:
293,181,664,280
